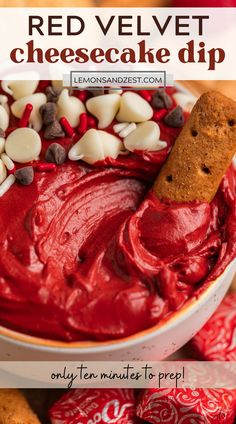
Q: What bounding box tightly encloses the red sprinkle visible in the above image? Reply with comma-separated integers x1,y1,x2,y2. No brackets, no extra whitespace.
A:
77,90,89,102
59,117,75,137
139,90,152,102
34,163,57,172
87,115,97,128
19,103,33,128
153,109,168,122
78,113,88,135
8,167,16,175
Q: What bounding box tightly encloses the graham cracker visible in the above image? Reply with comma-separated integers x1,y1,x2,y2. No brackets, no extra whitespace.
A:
154,91,236,202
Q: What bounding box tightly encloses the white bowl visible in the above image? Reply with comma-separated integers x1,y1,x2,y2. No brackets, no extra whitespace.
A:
0,260,235,361
0,83,234,361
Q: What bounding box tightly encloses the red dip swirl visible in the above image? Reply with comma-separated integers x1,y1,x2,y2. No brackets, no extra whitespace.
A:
0,85,235,342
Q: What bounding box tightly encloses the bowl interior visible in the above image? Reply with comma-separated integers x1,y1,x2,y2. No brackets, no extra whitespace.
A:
0,260,235,353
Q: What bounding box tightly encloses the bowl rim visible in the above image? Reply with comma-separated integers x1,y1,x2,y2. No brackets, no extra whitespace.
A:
0,83,234,353
0,260,235,353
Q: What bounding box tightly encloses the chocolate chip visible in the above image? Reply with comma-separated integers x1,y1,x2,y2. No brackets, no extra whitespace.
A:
164,106,184,128
46,86,61,103
0,128,5,138
15,166,34,185
151,89,173,110
45,143,66,165
40,102,58,125
44,121,65,140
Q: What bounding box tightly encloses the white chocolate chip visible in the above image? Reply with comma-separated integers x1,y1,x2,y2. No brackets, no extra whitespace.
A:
99,130,124,159
124,121,163,152
0,105,9,131
0,174,15,197
156,140,168,150
113,122,129,134
173,93,195,113
1,153,14,171
119,122,136,138
116,92,153,123
0,159,7,184
86,94,121,129
0,137,5,154
1,79,39,100
5,128,42,164
57,89,86,128
68,128,123,165
69,129,103,163
0,95,9,114
11,93,47,132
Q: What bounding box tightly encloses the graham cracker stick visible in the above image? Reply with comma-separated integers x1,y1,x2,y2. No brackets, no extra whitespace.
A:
0,389,41,424
154,91,236,202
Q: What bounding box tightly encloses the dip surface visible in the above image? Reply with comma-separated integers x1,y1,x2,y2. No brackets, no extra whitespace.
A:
0,86,235,341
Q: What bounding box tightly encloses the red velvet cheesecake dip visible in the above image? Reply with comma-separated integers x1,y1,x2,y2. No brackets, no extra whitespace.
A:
0,82,235,342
